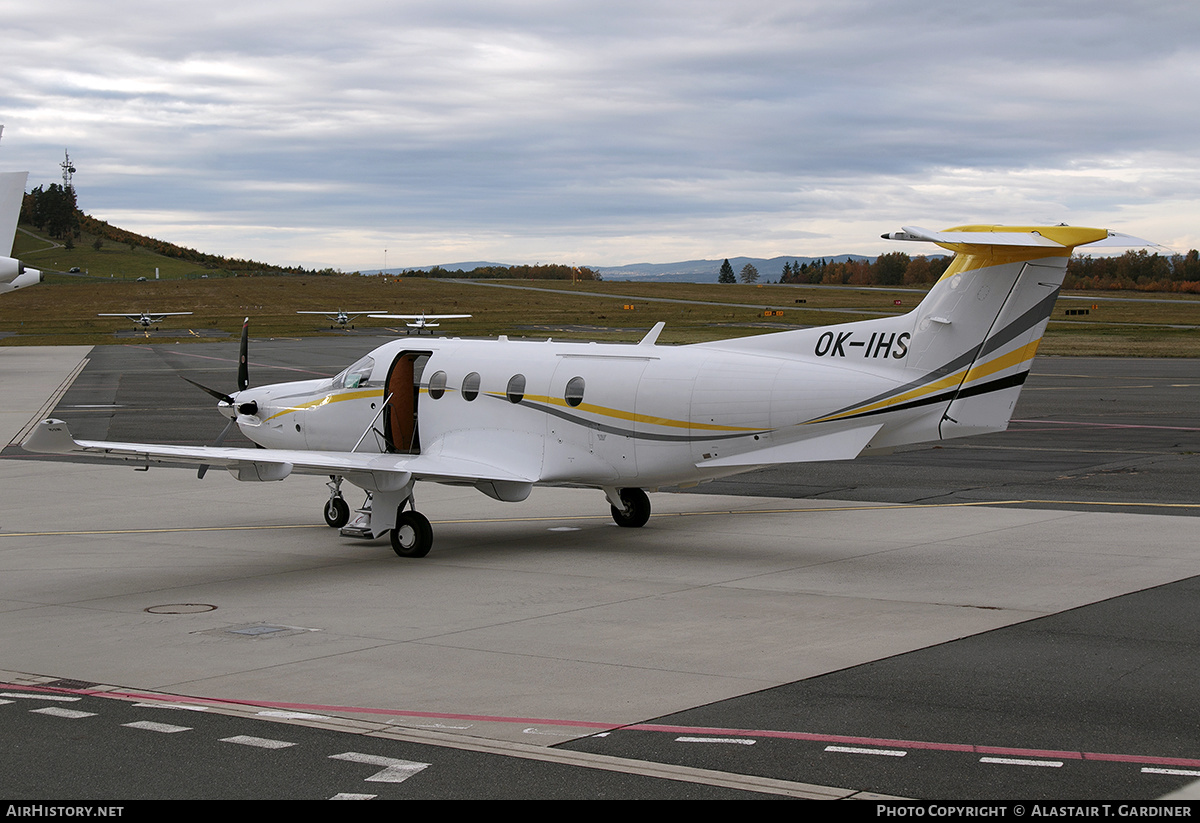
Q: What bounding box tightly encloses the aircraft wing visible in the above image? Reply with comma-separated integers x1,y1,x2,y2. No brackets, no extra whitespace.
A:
21,418,538,486
98,312,192,321
368,314,472,320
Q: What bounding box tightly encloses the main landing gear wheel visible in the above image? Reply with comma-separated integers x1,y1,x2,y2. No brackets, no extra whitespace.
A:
610,487,651,528
323,496,350,528
391,510,433,558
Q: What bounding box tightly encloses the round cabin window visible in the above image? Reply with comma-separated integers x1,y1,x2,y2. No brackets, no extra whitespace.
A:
428,370,447,400
506,374,526,404
564,376,585,407
462,372,481,402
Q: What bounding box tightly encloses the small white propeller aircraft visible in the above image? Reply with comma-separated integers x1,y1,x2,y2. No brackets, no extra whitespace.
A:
24,224,1153,559
297,310,384,330
0,171,44,295
369,312,472,335
98,311,194,330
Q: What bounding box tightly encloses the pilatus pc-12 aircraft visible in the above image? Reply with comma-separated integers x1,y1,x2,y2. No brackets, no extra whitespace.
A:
24,225,1150,558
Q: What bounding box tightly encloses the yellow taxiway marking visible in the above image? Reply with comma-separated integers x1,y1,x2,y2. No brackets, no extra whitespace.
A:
4,498,1196,539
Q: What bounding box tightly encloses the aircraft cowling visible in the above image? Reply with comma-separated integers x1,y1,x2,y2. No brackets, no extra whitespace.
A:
0,257,42,292
0,256,23,283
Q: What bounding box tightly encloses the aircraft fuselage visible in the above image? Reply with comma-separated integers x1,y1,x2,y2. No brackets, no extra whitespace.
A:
231,330,916,492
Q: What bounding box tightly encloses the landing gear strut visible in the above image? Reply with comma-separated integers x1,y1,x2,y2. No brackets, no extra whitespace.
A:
609,487,651,528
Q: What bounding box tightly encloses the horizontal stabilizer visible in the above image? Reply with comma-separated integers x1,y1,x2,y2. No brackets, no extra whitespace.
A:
884,226,1065,247
698,424,882,469
882,225,1157,251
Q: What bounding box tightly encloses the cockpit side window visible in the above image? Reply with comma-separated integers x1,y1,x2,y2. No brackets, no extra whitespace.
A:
333,355,376,390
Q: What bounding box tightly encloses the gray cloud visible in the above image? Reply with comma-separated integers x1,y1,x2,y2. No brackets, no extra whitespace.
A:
3,0,1197,267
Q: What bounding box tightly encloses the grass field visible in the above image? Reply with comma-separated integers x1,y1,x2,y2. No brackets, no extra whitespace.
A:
9,225,1200,355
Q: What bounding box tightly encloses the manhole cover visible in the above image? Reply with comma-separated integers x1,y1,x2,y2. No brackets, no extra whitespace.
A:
145,604,217,614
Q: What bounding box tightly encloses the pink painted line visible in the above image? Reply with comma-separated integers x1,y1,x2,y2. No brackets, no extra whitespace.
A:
8,681,1200,768
1011,419,1200,432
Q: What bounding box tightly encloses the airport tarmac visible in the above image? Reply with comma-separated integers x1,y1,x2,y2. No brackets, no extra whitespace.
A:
2,339,1199,799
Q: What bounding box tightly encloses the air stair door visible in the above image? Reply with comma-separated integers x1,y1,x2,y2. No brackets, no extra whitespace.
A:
383,352,429,454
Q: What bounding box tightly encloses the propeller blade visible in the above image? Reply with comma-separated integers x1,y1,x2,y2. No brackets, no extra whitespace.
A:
190,317,252,479
197,417,237,479
238,317,249,392
181,376,234,405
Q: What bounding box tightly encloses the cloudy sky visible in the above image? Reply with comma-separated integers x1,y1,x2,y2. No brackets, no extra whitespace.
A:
2,1,1197,270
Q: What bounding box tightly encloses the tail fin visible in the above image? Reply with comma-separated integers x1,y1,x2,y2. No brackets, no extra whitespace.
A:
0,172,28,257
881,225,1150,441
703,224,1154,448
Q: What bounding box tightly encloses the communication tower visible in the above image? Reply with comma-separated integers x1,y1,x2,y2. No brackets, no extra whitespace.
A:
61,150,76,191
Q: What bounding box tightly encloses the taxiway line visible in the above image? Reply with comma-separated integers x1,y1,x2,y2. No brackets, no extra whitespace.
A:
8,677,1200,775
4,496,1199,540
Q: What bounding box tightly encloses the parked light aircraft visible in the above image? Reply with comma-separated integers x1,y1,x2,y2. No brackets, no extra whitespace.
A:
98,311,194,330
0,172,43,294
369,312,472,334
297,310,383,329
23,225,1152,559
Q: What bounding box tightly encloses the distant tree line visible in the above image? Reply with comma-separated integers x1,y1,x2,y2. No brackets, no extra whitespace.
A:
763,249,1200,292
1065,249,1200,293
399,263,601,281
777,253,951,286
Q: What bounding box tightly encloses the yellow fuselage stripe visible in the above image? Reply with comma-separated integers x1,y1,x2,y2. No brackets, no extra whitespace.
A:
264,389,385,422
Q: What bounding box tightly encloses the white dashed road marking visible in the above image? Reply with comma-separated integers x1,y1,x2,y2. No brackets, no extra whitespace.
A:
122,720,192,733
980,757,1062,768
221,735,297,749
825,745,907,757
32,707,97,719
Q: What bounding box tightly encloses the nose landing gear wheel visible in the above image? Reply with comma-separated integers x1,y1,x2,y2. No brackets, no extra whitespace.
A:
323,496,350,528
610,487,651,528
391,510,433,558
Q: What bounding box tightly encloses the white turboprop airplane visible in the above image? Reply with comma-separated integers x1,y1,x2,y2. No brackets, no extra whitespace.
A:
98,311,194,330
368,312,472,335
297,310,384,329
23,224,1151,559
0,171,44,294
